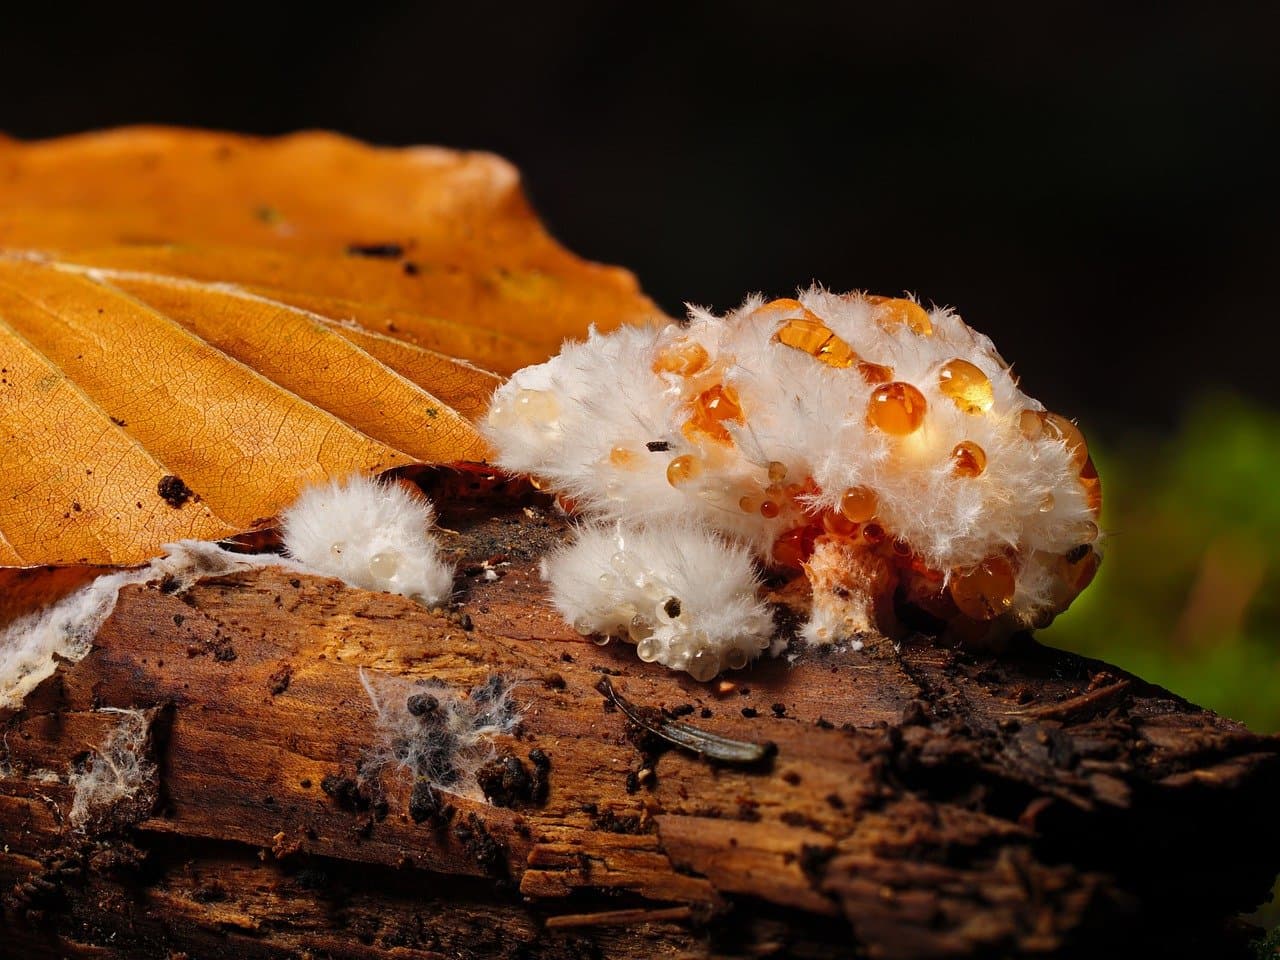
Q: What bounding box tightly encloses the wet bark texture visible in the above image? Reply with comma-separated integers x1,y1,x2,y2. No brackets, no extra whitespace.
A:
3,488,1278,959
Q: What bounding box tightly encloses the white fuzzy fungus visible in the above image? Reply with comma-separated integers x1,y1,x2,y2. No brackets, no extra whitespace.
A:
485,287,1104,664
68,707,155,829
281,474,454,606
542,521,774,681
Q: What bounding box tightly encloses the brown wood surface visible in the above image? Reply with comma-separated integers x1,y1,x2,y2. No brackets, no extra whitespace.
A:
2,481,1278,959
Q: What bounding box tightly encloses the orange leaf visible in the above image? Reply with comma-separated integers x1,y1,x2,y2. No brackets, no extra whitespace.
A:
0,128,663,568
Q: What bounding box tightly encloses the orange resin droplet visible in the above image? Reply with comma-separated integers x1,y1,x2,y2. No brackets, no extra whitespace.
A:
1042,413,1089,469
652,338,710,377
839,486,878,523
760,499,780,519
951,441,987,477
1019,409,1045,441
938,358,994,414
666,454,703,487
868,296,933,336
686,383,744,443
767,460,788,484
867,382,928,435
609,446,635,466
774,313,858,369
949,556,1017,621
756,297,805,318
739,493,762,513
857,361,894,384
774,315,833,354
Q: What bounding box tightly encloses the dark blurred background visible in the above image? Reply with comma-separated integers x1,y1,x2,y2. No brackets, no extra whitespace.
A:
2,2,1278,727
3,2,1278,430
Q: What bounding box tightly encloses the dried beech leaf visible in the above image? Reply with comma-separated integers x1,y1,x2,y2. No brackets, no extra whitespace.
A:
0,128,662,568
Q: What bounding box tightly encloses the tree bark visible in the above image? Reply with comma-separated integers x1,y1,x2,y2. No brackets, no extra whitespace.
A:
2,486,1278,959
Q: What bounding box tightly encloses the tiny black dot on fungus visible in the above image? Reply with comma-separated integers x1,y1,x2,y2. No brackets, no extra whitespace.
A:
109,416,127,427
646,440,671,452
667,703,695,718
403,261,420,276
346,242,405,259
771,703,787,718
741,707,759,718
700,707,713,719
157,475,194,509
72,502,81,512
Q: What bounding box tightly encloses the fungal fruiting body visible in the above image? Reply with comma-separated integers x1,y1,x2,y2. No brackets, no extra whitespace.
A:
484,288,1102,671
542,522,775,680
281,474,454,605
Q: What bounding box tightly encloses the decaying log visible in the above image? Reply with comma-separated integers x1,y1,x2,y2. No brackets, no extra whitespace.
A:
2,484,1278,959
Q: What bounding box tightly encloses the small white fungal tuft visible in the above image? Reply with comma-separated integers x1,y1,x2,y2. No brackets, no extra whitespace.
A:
68,707,155,829
542,521,774,681
281,474,454,606
486,287,1104,657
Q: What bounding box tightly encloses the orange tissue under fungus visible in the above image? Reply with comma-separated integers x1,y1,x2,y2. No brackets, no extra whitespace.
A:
949,556,1017,621
938,358,994,414
867,382,928,435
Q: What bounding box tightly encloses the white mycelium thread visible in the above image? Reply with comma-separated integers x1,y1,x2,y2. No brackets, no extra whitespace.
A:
486,287,1103,665
0,541,285,709
68,707,155,829
542,522,775,681
0,476,455,708
281,474,455,606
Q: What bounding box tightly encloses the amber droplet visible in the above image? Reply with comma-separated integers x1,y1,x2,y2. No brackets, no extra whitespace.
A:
739,493,762,513
774,313,858,369
858,361,894,384
867,382,928,435
868,296,933,336
1019,409,1045,441
774,315,833,354
767,460,788,484
861,522,886,545
666,454,703,487
1079,455,1103,515
652,337,710,377
822,510,858,537
686,383,744,443
839,486,878,523
951,441,987,477
760,499,780,519
938,359,994,414
949,557,1017,621
529,475,549,491
756,297,805,318
609,446,635,466
1042,413,1089,469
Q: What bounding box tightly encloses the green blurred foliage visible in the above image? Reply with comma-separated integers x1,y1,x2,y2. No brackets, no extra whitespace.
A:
1043,393,1280,734
1040,394,1280,935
